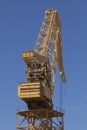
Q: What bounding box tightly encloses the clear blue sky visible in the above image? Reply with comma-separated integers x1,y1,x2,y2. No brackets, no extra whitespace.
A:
0,0,87,130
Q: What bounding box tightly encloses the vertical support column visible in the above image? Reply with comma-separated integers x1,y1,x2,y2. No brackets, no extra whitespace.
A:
16,113,18,130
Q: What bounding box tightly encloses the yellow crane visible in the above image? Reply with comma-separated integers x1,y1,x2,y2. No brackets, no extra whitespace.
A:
16,9,66,130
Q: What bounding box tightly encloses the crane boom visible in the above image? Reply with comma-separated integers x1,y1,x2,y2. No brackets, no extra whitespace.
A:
34,9,66,83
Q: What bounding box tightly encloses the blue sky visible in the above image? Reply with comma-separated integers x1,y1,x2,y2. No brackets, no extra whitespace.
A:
0,0,87,130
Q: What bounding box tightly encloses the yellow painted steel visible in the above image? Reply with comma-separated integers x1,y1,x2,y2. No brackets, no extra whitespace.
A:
16,9,66,130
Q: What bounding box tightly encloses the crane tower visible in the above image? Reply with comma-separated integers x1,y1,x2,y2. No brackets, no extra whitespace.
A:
16,9,66,130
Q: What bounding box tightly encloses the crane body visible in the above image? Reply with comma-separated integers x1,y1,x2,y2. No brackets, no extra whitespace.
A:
16,9,66,130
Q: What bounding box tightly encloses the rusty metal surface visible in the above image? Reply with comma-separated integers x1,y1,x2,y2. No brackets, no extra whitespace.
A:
16,109,64,130
16,109,63,118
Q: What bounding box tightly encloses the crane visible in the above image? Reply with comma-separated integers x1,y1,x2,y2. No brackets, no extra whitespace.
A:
16,9,66,130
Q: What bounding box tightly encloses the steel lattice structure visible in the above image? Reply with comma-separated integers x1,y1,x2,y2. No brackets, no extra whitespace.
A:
16,9,66,130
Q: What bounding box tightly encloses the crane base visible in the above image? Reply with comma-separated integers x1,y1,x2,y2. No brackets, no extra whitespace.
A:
16,109,64,130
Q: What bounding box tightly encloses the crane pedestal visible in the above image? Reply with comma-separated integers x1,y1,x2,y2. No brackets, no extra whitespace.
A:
16,109,64,130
